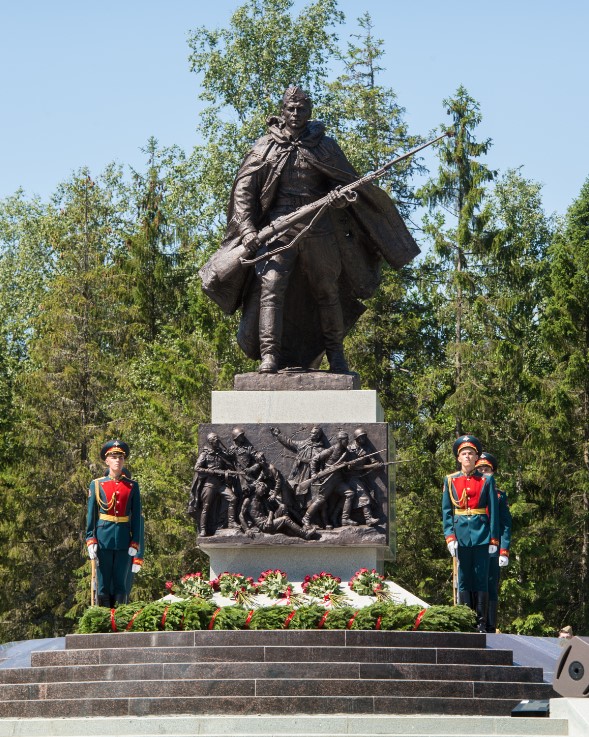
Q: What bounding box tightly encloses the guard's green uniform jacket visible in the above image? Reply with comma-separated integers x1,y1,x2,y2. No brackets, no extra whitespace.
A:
442,470,499,591
86,473,142,601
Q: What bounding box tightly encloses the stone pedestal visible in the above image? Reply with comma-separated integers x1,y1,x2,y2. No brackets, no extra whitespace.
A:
205,545,386,580
197,373,395,581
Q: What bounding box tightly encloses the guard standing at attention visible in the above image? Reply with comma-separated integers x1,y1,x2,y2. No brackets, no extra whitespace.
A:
86,440,142,607
475,451,512,633
442,435,499,632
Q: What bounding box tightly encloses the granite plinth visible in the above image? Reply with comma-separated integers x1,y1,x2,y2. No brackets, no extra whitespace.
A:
234,371,361,391
211,389,383,423
200,544,386,580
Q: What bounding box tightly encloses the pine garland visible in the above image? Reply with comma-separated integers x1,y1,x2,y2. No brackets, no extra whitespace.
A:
209,604,248,630
77,601,477,633
182,597,217,630
248,606,294,630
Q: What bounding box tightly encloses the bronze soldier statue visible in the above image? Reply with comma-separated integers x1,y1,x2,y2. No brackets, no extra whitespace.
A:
245,481,316,540
199,85,420,373
187,432,240,536
346,427,382,527
270,425,329,504
303,430,357,529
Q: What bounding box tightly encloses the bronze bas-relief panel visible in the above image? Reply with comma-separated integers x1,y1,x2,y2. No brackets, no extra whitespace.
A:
191,423,389,547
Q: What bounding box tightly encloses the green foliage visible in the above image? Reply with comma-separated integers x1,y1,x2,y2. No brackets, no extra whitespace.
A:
248,606,294,629
210,605,249,630
76,600,474,632
182,598,217,631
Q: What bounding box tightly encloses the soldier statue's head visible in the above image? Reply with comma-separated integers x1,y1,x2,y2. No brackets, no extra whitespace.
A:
282,85,311,108
281,85,312,137
100,439,129,461
476,451,497,474
231,427,246,444
337,430,349,447
353,427,368,445
207,432,220,449
310,425,322,441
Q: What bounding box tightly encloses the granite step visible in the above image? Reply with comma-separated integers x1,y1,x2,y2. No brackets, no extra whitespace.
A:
64,630,487,650
0,677,554,701
0,694,555,718
0,714,571,737
0,660,544,684
31,645,515,667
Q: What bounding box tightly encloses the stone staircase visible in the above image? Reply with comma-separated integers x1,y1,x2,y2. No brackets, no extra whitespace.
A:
0,629,555,723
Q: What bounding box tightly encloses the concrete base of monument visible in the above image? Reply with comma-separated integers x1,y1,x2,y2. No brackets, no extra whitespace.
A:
200,542,390,581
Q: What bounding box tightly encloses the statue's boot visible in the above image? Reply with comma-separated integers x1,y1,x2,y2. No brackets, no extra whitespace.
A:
326,348,349,373
98,595,110,608
475,591,489,633
258,354,279,373
341,496,358,525
114,593,127,606
363,507,380,526
276,516,310,540
486,599,498,633
258,306,280,373
303,498,324,528
227,502,240,529
199,507,211,537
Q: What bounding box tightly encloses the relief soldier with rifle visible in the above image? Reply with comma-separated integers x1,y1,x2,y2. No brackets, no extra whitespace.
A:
187,432,242,536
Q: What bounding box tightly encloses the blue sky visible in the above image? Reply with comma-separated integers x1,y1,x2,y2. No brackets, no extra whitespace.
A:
1,0,587,216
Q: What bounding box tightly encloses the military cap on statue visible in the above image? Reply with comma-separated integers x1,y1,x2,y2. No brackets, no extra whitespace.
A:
452,434,482,458
100,439,130,461
476,451,498,473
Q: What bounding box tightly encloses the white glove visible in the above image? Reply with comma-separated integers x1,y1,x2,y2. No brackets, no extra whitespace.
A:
499,555,509,567
489,544,498,554
131,562,142,573
128,546,137,556
447,541,458,557
87,543,98,560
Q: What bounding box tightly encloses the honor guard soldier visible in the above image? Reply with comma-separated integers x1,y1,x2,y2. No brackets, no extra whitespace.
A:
442,435,499,632
86,440,142,607
475,452,512,633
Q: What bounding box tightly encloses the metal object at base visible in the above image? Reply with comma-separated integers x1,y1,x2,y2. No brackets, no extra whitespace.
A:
511,699,549,717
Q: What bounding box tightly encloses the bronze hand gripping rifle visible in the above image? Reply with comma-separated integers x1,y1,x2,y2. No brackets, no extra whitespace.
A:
240,130,454,266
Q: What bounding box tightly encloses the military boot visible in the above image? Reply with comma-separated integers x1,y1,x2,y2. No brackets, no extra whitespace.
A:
486,599,498,633
475,591,489,633
226,502,240,529
199,507,211,537
341,496,358,525
326,348,349,373
363,507,380,526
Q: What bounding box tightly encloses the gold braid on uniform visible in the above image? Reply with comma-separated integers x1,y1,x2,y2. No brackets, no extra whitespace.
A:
94,479,116,513
446,475,467,509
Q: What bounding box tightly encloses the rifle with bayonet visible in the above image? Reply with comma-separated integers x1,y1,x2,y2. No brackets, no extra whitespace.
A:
297,448,385,493
194,468,247,478
240,130,454,266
